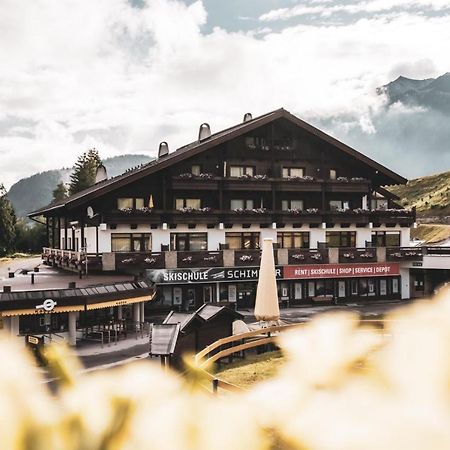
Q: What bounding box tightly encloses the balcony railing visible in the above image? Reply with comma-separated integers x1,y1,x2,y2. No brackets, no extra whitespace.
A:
105,207,415,226
115,252,165,270
171,175,371,194
288,248,329,265
386,247,423,261
42,247,102,271
43,245,446,272
177,251,223,268
338,247,377,263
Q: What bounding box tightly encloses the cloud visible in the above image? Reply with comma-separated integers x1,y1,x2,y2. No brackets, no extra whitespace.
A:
0,0,450,188
259,0,450,21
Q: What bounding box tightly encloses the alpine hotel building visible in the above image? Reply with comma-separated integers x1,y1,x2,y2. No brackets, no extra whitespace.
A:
31,109,419,311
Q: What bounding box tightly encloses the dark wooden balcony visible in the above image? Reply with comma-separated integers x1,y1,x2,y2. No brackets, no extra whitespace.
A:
171,175,220,190
324,210,370,225
105,209,163,224
234,250,262,266
115,252,165,270
370,209,415,226
386,247,423,262
177,251,223,268
288,248,329,265
233,249,278,266
273,178,322,192
274,209,322,225
168,210,220,225
324,178,370,193
339,247,377,263
222,177,272,191
223,210,273,225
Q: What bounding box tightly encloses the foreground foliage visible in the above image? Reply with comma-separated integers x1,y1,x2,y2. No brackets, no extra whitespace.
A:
1,291,450,449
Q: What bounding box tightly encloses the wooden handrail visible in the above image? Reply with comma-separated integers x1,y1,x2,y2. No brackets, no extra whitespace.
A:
194,323,302,363
199,337,275,369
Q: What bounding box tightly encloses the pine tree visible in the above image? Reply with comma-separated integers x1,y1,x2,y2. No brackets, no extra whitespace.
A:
52,182,68,202
0,184,17,256
68,148,102,195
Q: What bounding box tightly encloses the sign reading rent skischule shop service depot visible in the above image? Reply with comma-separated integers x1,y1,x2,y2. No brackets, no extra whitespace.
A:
283,263,400,280
149,263,399,284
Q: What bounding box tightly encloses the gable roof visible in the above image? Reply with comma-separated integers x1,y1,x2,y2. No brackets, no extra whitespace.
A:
29,108,407,217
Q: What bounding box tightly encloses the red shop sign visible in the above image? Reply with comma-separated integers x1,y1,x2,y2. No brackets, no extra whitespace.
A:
283,262,400,280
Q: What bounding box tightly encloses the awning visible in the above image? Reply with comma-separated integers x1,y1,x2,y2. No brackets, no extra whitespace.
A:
1,304,85,317
86,293,155,311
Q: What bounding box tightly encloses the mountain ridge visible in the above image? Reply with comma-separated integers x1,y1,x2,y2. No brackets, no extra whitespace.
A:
7,154,153,219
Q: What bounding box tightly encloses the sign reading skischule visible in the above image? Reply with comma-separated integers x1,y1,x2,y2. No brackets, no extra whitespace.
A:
147,267,283,284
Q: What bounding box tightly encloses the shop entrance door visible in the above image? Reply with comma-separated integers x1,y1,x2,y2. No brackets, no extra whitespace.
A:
237,283,256,309
203,285,214,303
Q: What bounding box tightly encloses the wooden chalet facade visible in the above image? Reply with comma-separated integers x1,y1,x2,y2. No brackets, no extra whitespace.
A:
30,108,419,309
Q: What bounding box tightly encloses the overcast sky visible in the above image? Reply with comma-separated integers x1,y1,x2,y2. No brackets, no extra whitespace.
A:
1,0,450,188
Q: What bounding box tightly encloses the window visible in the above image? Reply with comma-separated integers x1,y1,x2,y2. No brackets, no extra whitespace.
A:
281,200,303,211
117,198,145,210
230,166,254,177
329,200,350,211
372,198,388,210
282,167,304,178
371,231,400,247
118,198,133,209
225,232,260,249
170,233,207,251
175,198,201,210
326,231,356,248
231,199,254,210
277,232,309,249
111,233,151,252
329,169,337,180
191,165,201,175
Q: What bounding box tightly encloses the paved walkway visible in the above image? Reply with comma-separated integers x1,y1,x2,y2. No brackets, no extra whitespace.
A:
0,257,134,291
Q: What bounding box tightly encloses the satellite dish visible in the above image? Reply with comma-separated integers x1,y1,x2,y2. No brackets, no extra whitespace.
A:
87,206,95,218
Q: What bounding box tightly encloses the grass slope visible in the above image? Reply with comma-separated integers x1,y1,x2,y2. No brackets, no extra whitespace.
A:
388,170,450,217
215,351,284,388
411,224,450,243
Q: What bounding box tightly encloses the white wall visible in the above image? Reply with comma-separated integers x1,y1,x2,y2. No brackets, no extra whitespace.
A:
207,229,226,251
357,228,372,248
400,267,410,299
310,229,326,248
57,223,414,254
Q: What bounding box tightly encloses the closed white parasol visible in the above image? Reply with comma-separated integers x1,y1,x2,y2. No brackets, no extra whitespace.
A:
254,238,280,322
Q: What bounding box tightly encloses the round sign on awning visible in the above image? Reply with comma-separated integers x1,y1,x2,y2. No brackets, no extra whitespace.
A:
36,299,57,312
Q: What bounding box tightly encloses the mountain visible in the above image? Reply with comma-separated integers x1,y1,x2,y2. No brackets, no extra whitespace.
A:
378,73,450,114
7,154,153,219
388,170,450,220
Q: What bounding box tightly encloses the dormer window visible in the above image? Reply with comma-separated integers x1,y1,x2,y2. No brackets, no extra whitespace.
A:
282,167,304,178
230,166,254,177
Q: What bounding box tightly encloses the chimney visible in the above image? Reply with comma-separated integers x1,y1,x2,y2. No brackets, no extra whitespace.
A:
95,164,108,183
243,113,252,122
158,142,169,158
198,123,211,141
